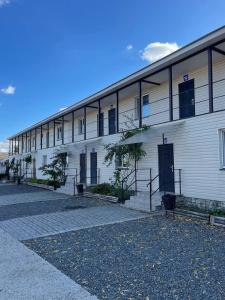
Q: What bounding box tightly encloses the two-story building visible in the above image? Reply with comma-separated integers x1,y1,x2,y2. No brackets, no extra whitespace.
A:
7,26,225,211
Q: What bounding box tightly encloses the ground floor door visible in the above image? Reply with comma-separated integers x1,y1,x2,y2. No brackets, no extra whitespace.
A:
80,153,86,184
158,143,175,193
90,152,97,185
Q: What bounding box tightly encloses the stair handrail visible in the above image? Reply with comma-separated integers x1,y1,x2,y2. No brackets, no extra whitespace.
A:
121,169,136,203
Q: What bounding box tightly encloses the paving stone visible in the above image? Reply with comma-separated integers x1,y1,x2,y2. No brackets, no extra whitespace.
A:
0,206,147,240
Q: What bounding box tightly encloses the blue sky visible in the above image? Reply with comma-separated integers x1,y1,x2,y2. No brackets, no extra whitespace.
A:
0,0,225,151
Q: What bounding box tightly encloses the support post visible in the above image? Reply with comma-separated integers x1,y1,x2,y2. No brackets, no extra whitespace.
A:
208,47,213,113
34,128,37,150
29,131,32,152
17,136,19,154
72,111,75,143
139,81,142,128
40,125,43,149
53,120,56,147
22,135,24,153
62,116,64,145
84,106,86,140
26,133,27,153
11,139,12,155
168,66,173,121
116,91,119,133
98,99,101,137
47,123,49,148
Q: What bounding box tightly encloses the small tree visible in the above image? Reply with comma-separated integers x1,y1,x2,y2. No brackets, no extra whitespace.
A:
39,153,67,189
104,119,149,201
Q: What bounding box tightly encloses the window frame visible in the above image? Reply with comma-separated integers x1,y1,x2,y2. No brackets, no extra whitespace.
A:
135,93,150,120
57,126,62,141
78,119,84,135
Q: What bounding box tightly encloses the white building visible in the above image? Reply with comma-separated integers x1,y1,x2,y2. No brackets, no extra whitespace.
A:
6,26,225,211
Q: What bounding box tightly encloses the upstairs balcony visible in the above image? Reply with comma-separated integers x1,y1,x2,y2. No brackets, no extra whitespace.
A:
8,39,225,156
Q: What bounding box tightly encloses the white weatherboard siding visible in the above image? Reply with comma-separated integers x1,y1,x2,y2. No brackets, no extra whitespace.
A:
7,46,225,204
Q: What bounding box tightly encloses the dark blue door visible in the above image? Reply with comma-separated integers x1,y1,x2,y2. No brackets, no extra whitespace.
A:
108,108,116,135
158,144,175,193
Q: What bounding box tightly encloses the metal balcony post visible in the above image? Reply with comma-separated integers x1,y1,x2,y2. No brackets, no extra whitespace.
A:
139,81,142,128
208,47,213,113
72,111,75,143
116,91,119,133
168,66,173,121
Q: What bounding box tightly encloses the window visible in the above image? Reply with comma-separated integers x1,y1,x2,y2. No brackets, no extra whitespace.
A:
135,94,150,119
32,137,36,147
57,126,62,140
78,119,84,135
143,95,150,118
115,153,128,169
42,155,47,167
219,130,225,168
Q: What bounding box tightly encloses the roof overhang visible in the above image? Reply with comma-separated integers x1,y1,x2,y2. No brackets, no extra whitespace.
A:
8,25,225,139
119,119,185,145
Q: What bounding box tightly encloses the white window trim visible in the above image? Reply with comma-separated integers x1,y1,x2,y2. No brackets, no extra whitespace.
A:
57,126,62,141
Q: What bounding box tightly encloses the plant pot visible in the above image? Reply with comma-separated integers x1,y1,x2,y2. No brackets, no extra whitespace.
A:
76,184,84,194
162,194,176,210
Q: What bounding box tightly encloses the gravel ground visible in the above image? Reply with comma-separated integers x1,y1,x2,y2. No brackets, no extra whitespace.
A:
24,216,225,300
0,196,112,221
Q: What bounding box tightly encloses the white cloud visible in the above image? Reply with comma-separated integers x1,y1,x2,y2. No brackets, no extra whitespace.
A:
0,0,11,7
126,44,133,51
0,140,9,153
59,107,67,112
141,42,180,63
1,85,16,95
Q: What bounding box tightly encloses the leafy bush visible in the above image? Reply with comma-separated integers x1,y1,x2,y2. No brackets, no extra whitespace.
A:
90,183,133,201
210,208,225,217
90,183,112,195
28,178,60,188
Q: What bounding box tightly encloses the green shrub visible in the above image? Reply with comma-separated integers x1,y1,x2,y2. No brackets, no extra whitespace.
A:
28,178,59,187
210,208,225,217
90,183,112,195
90,183,133,201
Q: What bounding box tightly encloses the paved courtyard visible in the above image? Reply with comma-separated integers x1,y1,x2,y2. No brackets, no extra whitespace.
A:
1,183,225,299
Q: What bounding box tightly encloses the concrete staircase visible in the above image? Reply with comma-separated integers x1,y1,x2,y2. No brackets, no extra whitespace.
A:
54,177,75,196
123,191,163,212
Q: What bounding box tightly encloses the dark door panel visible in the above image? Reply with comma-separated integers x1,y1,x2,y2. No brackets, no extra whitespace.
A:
90,152,97,185
108,108,116,135
80,153,86,184
179,79,195,119
158,144,175,193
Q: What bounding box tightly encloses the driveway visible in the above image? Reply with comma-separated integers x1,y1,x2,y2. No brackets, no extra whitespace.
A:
1,183,225,300
0,183,146,299
0,184,146,241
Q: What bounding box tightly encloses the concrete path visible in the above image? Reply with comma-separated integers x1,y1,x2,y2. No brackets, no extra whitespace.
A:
0,191,70,207
0,206,146,241
0,228,98,300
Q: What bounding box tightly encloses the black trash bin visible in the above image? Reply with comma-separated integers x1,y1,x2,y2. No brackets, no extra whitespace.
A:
162,194,176,210
76,184,84,194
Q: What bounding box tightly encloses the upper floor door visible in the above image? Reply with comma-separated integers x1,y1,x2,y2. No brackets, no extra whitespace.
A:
179,79,195,119
108,108,116,135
